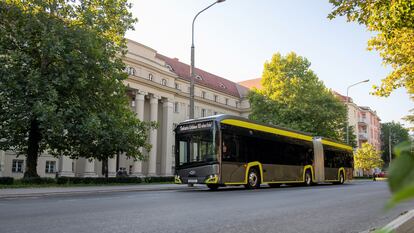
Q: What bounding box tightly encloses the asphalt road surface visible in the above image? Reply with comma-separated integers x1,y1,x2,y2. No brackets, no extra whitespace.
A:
0,181,413,233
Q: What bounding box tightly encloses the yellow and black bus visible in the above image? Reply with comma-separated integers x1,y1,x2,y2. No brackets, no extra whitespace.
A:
174,115,353,190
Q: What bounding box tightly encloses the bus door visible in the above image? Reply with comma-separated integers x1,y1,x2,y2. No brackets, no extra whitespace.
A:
221,133,246,183
312,138,325,182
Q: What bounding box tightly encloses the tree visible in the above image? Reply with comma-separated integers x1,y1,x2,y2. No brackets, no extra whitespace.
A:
381,122,410,168
328,0,414,98
0,1,145,178
346,125,358,148
354,142,384,174
248,52,348,142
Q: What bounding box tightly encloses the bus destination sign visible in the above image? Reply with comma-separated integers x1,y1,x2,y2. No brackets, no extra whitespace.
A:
177,121,213,132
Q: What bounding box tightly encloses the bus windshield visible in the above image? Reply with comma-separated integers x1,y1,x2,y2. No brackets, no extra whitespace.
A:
176,130,217,167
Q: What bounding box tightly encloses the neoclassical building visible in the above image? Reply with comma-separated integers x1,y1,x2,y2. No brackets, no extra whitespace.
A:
0,39,251,178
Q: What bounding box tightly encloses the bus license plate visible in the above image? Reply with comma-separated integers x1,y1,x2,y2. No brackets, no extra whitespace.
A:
188,179,198,183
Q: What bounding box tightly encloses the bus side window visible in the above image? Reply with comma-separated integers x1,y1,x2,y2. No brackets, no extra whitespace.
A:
222,134,238,162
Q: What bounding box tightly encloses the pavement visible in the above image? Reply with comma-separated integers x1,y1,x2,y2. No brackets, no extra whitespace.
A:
0,179,377,199
0,183,203,199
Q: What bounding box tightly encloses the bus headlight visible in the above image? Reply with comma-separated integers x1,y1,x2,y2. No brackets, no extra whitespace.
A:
205,174,218,184
174,175,182,184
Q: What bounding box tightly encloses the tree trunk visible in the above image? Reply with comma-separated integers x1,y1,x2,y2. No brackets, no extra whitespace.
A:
102,158,109,179
24,119,41,178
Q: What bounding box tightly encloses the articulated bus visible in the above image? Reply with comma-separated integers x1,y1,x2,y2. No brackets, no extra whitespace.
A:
174,115,353,190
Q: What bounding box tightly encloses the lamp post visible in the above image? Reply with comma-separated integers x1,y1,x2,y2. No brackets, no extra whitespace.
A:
190,0,225,119
346,79,369,144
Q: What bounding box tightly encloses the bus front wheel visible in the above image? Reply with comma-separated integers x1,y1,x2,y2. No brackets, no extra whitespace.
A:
245,168,261,189
207,184,219,190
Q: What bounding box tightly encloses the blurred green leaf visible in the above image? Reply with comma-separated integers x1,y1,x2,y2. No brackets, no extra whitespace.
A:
387,141,414,208
386,184,414,209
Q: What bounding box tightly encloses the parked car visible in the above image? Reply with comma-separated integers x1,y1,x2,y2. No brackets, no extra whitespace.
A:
377,171,388,177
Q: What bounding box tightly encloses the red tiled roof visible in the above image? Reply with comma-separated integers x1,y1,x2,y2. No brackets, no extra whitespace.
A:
155,54,242,98
332,91,352,103
238,78,262,90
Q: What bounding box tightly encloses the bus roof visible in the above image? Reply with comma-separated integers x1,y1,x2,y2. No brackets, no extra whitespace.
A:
177,114,353,151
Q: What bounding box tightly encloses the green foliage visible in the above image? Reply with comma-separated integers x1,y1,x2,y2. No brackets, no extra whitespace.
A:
328,0,414,98
0,1,148,178
354,142,384,172
387,141,414,208
21,177,56,185
380,122,410,167
248,52,348,141
0,177,14,185
347,125,358,148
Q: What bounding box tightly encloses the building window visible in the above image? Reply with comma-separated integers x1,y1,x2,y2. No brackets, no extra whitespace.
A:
201,91,206,99
166,64,174,72
195,75,203,81
175,83,180,90
148,73,153,81
174,102,179,113
214,111,218,115
219,83,226,89
235,101,239,108
214,95,218,102
126,66,135,76
45,161,56,173
225,98,229,105
161,79,167,86
12,159,24,173
201,109,206,117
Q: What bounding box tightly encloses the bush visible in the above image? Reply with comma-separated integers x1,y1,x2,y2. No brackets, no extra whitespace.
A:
56,176,145,185
0,177,14,185
20,177,56,185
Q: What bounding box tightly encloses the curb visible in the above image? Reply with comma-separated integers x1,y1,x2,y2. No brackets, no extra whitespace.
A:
0,185,203,199
382,209,414,233
360,209,414,233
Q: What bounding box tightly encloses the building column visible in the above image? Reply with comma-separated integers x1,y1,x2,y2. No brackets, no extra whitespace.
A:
132,91,146,177
108,157,117,177
59,155,75,177
148,94,159,176
0,150,5,177
83,158,97,177
162,99,173,176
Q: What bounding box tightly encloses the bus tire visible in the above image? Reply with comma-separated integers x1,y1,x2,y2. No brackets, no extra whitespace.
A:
304,170,313,186
268,183,281,188
207,184,219,190
245,168,261,189
339,172,345,185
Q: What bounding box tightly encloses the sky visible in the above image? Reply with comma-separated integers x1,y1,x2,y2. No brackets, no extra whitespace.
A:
126,0,413,127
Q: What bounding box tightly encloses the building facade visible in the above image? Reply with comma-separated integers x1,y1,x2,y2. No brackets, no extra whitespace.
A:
0,39,251,178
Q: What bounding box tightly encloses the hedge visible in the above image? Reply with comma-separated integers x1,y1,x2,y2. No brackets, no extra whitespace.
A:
0,176,174,185
56,176,174,185
21,177,56,185
0,177,14,185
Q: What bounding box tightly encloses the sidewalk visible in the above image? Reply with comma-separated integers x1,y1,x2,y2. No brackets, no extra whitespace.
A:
0,184,204,199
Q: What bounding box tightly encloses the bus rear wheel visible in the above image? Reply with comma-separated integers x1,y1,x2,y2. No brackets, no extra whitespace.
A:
304,170,313,186
339,172,345,184
245,168,260,189
207,184,219,190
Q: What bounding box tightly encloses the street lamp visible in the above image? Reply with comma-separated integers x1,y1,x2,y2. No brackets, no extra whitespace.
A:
190,0,226,119
346,79,370,144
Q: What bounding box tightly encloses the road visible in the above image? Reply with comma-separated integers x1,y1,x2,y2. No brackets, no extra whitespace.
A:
0,181,413,233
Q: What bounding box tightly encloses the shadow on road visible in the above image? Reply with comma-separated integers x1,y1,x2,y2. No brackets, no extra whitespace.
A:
181,182,354,193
